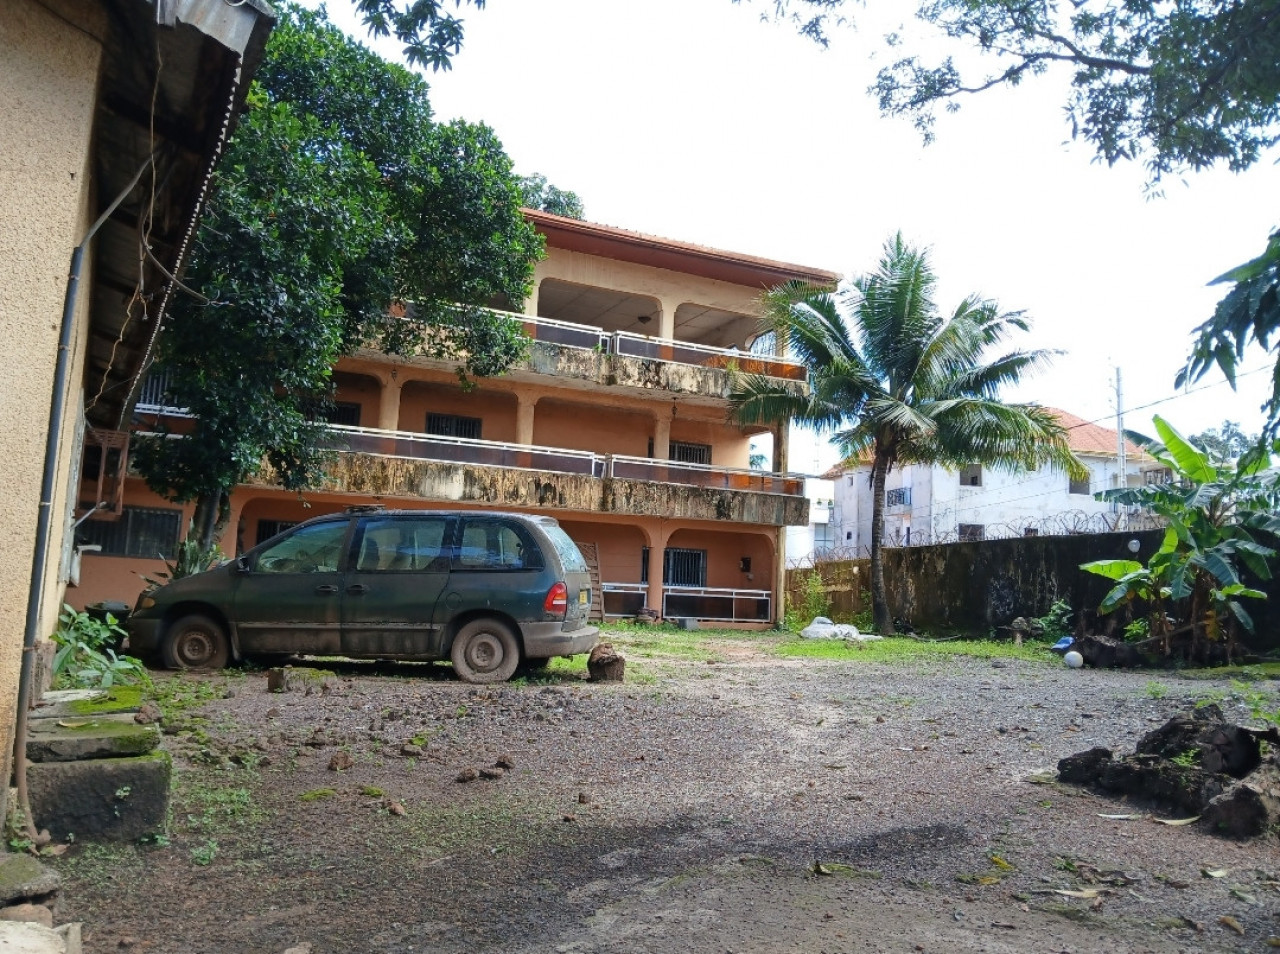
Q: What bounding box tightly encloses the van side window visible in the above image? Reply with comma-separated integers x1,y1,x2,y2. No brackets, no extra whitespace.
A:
255,521,349,574
355,516,450,572
456,521,543,570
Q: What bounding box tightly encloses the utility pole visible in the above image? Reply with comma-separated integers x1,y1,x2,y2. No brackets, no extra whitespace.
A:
1115,368,1127,495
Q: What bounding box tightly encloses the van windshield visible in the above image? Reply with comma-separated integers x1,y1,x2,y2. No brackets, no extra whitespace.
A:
542,526,588,573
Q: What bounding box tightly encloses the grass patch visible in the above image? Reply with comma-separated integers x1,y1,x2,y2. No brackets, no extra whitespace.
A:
176,775,265,833
776,636,1053,664
148,674,227,722
1177,662,1280,681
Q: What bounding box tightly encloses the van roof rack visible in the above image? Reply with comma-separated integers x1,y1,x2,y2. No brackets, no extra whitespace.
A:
345,504,386,514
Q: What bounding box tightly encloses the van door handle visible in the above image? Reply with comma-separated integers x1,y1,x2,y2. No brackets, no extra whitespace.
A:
346,584,368,595
314,584,339,595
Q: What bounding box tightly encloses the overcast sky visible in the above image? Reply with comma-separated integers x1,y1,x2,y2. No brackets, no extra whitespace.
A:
321,0,1278,471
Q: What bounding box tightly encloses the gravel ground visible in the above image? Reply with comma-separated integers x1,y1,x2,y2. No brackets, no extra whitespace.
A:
51,635,1280,953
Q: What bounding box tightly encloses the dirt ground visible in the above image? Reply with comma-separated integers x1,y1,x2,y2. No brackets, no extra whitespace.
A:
50,634,1280,953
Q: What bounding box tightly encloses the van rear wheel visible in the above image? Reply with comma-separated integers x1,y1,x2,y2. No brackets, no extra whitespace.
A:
162,614,229,670
450,619,519,684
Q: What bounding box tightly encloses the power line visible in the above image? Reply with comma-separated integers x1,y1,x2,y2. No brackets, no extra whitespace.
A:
1063,365,1271,431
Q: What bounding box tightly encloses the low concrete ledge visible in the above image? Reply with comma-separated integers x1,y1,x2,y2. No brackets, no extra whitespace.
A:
254,455,809,527
26,715,160,763
27,753,172,843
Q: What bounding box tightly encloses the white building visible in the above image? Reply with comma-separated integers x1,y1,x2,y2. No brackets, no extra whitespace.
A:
785,477,836,565
829,409,1164,552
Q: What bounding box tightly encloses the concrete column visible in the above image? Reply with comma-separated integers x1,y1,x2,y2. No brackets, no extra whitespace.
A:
524,277,541,317
658,298,679,341
645,526,669,618
516,393,538,446
773,526,787,627
378,379,403,432
652,406,673,461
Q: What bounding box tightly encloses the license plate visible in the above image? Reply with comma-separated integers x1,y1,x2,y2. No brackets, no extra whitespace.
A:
578,590,588,605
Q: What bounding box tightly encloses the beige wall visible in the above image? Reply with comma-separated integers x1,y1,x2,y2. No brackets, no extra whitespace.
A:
0,0,106,796
534,247,765,331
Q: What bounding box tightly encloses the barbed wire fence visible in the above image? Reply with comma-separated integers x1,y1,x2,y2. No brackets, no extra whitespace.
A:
787,509,1166,570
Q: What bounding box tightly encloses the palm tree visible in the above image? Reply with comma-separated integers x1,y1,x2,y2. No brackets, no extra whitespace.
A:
732,233,1085,634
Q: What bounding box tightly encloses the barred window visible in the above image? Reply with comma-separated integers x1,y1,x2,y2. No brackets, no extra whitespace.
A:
77,506,182,559
959,464,982,487
426,413,482,439
886,487,911,507
256,520,299,547
1068,474,1091,495
958,523,984,542
647,439,712,465
640,547,708,586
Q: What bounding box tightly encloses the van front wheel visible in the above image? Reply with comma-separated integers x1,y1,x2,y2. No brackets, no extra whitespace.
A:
450,620,520,684
163,614,229,670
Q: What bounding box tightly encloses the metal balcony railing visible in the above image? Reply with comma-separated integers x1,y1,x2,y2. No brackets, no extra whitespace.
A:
606,454,805,496
326,425,601,476
600,582,772,623
325,425,806,497
497,309,806,382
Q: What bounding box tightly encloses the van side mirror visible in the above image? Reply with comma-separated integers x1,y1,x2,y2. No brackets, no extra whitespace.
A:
235,556,251,574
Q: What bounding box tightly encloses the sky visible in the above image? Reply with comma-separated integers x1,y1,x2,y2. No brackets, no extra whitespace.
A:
319,0,1278,473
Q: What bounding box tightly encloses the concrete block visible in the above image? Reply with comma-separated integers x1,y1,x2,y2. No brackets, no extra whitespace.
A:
0,856,59,908
0,921,69,953
27,752,171,842
26,715,160,763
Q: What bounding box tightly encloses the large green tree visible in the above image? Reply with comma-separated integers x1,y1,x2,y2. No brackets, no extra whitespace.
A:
1179,232,1280,452
740,0,1280,181
518,173,586,219
731,234,1084,633
134,7,542,549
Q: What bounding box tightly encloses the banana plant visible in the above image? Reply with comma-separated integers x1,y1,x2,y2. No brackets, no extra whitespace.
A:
1081,416,1280,657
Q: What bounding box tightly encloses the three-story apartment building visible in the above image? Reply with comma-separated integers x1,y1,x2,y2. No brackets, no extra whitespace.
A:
73,211,838,627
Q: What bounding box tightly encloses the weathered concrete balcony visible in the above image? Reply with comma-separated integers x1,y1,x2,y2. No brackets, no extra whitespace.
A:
248,425,810,527
359,311,809,405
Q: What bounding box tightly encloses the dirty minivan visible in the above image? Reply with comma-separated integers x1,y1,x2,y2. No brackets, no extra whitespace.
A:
126,508,599,683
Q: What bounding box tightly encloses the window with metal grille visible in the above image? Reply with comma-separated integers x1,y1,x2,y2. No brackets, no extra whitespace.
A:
640,547,707,586
886,487,911,507
77,506,182,559
959,464,982,487
958,524,984,542
326,402,362,426
301,400,362,426
426,413,482,440
646,439,712,465
1068,474,1091,495
1144,468,1173,485
256,520,299,547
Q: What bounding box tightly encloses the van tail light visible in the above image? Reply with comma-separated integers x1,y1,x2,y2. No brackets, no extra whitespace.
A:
544,582,569,616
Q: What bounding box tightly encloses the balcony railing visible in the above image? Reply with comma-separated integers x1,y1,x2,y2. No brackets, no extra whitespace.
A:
326,425,805,496
327,426,600,476
606,454,803,496
506,310,806,382
601,582,772,623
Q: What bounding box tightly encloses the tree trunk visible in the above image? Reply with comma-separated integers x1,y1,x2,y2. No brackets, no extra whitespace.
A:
870,455,895,635
190,489,226,552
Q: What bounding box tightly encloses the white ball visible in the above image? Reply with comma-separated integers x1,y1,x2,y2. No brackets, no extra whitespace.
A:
1064,651,1084,669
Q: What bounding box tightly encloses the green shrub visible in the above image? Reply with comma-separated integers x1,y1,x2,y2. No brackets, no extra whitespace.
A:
785,572,830,632
51,605,150,691
1036,600,1073,641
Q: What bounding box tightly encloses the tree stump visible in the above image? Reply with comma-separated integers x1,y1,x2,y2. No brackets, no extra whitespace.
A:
1201,756,1280,838
1057,704,1277,837
587,643,625,682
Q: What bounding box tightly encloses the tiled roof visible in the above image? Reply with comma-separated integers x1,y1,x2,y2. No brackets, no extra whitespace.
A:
1046,408,1149,459
818,407,1150,476
524,209,840,290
